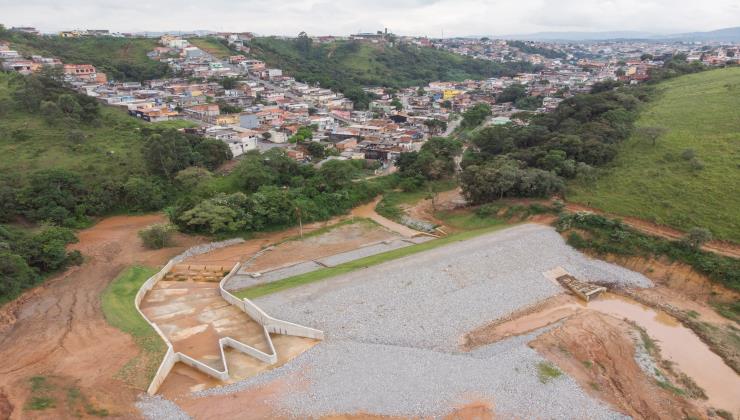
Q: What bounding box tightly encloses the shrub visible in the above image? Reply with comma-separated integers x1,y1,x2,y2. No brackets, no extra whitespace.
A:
682,227,712,249
138,223,176,249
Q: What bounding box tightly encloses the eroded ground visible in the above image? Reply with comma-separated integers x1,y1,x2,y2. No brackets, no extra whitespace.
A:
0,214,205,420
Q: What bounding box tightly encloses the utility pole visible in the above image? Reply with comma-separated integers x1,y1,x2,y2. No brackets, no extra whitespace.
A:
295,207,303,238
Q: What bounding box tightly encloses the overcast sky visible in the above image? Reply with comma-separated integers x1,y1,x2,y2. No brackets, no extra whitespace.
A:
1,0,739,36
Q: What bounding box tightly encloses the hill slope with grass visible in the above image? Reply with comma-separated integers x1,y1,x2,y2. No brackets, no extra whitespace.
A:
0,27,169,81
248,37,538,108
0,72,149,178
569,67,740,242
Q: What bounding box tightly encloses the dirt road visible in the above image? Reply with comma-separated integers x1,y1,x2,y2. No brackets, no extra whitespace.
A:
350,197,424,238
564,203,740,259
0,214,204,419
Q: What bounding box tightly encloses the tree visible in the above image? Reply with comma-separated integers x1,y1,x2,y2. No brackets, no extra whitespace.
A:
0,251,37,301
175,167,212,190
318,160,358,191
142,131,192,179
417,87,426,96
123,177,166,212
23,169,86,225
637,126,667,146
390,97,403,111
221,77,238,89
306,142,326,159
138,223,176,249
234,154,276,192
683,227,713,249
178,193,248,234
193,138,232,170
498,84,527,103
460,103,491,129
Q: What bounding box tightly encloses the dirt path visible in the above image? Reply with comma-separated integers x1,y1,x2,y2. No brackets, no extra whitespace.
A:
350,197,425,238
564,203,740,259
0,214,205,419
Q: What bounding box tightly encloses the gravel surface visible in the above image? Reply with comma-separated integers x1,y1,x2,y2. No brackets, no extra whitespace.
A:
136,395,191,420
227,261,322,290
256,224,652,351
162,224,650,418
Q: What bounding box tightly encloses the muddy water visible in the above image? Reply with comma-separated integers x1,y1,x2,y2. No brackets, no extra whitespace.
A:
586,294,740,415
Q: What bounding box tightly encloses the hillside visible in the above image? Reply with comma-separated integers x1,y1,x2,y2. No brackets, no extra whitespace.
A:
569,67,740,243
0,72,148,178
187,37,232,59
248,37,538,108
0,29,169,81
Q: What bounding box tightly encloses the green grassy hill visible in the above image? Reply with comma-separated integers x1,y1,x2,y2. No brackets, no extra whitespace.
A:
247,37,538,108
569,67,740,242
0,29,169,81
187,37,232,59
0,72,148,178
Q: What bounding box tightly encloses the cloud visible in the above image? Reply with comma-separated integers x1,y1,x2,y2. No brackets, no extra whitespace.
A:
0,0,738,36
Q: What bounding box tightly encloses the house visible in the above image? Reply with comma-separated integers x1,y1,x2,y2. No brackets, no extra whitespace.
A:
229,55,247,64
267,129,288,144
1,60,35,74
286,149,305,161
336,137,358,151
185,104,220,118
239,114,259,129
63,64,107,83
214,114,239,125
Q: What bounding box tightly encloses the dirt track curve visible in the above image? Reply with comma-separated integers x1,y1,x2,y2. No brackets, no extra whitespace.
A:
0,214,204,419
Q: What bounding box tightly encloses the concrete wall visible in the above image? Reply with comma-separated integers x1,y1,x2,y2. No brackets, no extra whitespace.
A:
136,239,245,395
137,238,324,395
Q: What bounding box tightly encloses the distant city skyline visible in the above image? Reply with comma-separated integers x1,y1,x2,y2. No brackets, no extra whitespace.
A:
1,0,739,37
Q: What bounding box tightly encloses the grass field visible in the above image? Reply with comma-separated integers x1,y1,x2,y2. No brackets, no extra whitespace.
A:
187,37,233,59
0,73,189,179
235,222,512,299
100,266,165,388
569,67,740,243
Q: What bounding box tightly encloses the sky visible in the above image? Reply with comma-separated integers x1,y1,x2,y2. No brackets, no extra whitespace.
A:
1,0,739,37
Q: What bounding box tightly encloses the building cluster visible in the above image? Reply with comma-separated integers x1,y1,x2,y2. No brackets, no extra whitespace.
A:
0,40,106,83
3,28,738,169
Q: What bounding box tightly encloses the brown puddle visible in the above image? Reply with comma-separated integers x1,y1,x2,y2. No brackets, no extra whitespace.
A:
587,294,740,415
465,293,740,415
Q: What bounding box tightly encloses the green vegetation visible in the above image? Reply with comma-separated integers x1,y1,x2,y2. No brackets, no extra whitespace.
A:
0,30,169,81
138,223,176,249
460,103,491,129
395,137,462,188
235,222,511,299
101,266,165,387
460,81,652,204
66,387,109,417
569,67,740,242
0,224,82,304
536,361,563,383
170,150,386,235
375,178,457,222
557,213,740,292
187,37,232,59
25,376,56,410
248,36,538,109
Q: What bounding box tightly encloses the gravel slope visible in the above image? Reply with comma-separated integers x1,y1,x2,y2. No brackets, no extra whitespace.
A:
257,223,651,351
154,224,650,418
